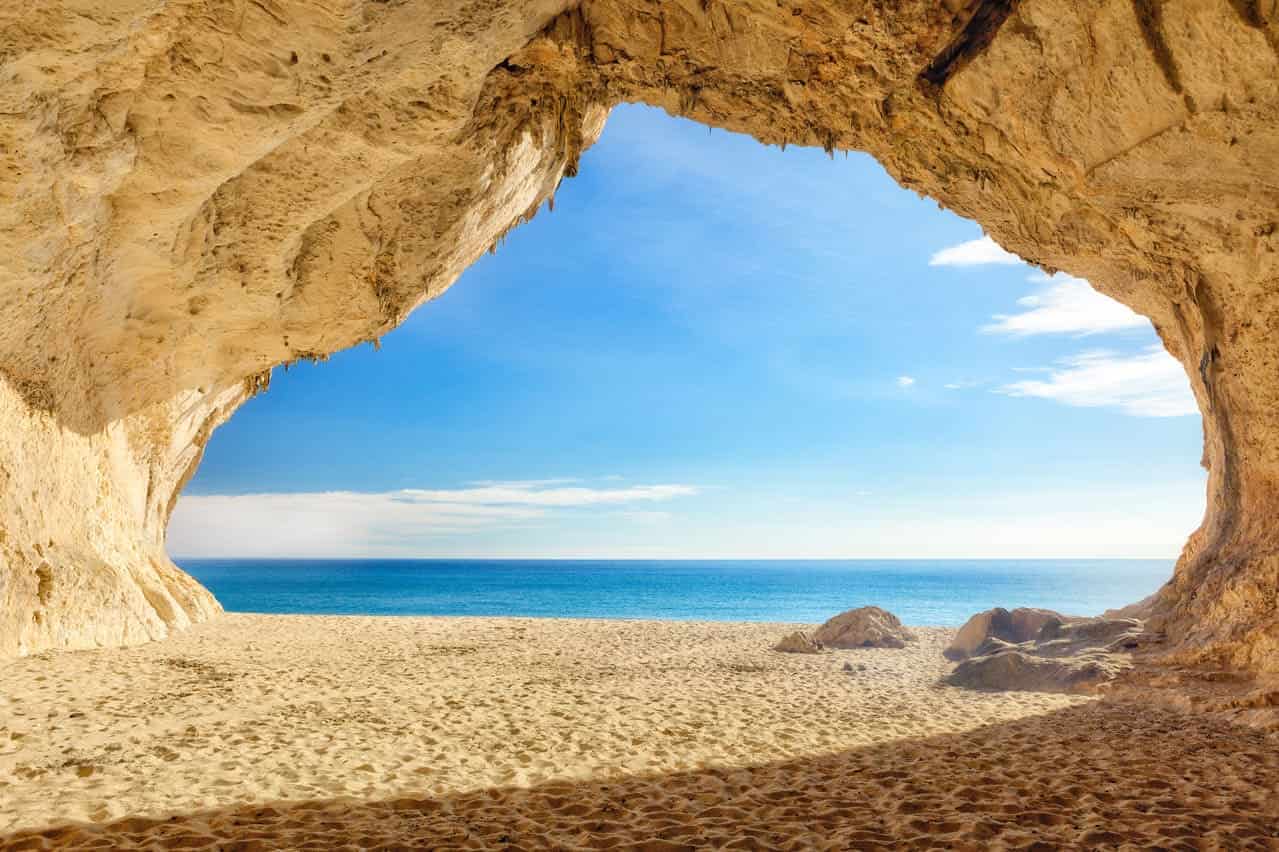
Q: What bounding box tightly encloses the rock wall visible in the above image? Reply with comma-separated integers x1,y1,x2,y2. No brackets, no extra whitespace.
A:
2,0,1277,669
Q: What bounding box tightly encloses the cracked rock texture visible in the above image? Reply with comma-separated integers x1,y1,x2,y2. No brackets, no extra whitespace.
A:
772,631,824,654
1,0,1278,671
814,606,916,650
945,607,1067,661
945,616,1148,694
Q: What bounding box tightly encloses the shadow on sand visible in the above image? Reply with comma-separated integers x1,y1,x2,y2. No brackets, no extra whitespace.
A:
3,702,1276,850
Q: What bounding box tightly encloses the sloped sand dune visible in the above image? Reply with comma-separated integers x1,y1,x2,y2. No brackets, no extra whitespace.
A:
1,615,1276,849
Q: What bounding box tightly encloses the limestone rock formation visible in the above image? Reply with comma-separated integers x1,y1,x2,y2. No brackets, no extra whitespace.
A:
944,607,1065,661
813,606,915,650
946,617,1149,694
3,0,1279,671
772,631,823,654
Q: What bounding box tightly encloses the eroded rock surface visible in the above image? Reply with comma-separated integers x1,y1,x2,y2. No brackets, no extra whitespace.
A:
772,631,823,654
945,607,1066,661
813,606,916,649
2,0,1279,668
946,617,1149,694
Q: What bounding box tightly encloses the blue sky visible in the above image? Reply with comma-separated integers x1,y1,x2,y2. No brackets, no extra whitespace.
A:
169,105,1206,559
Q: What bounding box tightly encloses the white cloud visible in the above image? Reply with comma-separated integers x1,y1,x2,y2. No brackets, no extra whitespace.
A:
944,380,982,390
465,478,580,489
996,346,1196,417
897,375,916,388
610,510,674,524
168,481,698,557
929,236,1021,267
399,483,697,507
983,274,1147,337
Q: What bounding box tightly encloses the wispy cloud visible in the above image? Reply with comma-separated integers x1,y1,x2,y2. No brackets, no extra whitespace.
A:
897,375,916,388
609,510,675,524
928,236,1021,267
995,346,1196,417
399,483,697,507
168,481,699,557
983,274,1147,337
465,478,581,489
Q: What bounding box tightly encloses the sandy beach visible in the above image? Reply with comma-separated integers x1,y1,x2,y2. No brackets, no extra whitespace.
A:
1,614,1276,849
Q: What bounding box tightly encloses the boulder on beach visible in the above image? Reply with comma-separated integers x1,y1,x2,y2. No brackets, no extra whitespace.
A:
946,649,1125,694
813,606,915,649
772,631,823,654
943,607,1064,661
944,617,1149,694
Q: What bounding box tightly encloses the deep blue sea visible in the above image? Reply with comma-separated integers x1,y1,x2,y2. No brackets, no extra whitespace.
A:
177,559,1172,626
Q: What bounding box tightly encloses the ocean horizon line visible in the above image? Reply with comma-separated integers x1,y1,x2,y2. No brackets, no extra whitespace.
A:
176,557,1172,626
173,555,1175,562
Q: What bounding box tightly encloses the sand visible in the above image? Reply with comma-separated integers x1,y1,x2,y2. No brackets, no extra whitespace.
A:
1,614,1276,849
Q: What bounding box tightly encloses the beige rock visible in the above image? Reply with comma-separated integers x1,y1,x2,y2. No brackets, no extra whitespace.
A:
772,631,823,654
1,1,1279,673
946,650,1128,695
946,618,1150,694
814,606,916,650
944,607,1065,661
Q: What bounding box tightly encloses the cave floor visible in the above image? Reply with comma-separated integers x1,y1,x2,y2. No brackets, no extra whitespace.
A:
1,614,1276,849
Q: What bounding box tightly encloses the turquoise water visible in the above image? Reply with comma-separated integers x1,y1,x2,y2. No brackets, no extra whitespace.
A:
177,559,1172,626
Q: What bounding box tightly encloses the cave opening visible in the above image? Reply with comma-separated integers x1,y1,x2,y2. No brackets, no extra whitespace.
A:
165,104,1205,623
8,3,1279,843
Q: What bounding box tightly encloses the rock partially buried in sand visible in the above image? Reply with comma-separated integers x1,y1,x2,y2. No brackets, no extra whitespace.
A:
947,650,1125,694
813,606,915,649
944,607,1064,661
772,631,823,654
945,617,1149,695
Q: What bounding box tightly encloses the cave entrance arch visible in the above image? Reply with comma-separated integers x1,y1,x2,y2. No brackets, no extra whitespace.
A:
168,102,1202,624
1,1,1276,673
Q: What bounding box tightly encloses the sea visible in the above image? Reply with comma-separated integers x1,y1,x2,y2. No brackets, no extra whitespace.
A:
177,559,1172,626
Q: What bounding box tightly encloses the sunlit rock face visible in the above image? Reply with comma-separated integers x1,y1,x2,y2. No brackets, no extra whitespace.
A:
1,0,1277,669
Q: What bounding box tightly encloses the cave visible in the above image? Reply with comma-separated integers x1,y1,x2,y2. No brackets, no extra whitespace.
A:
1,0,1277,680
